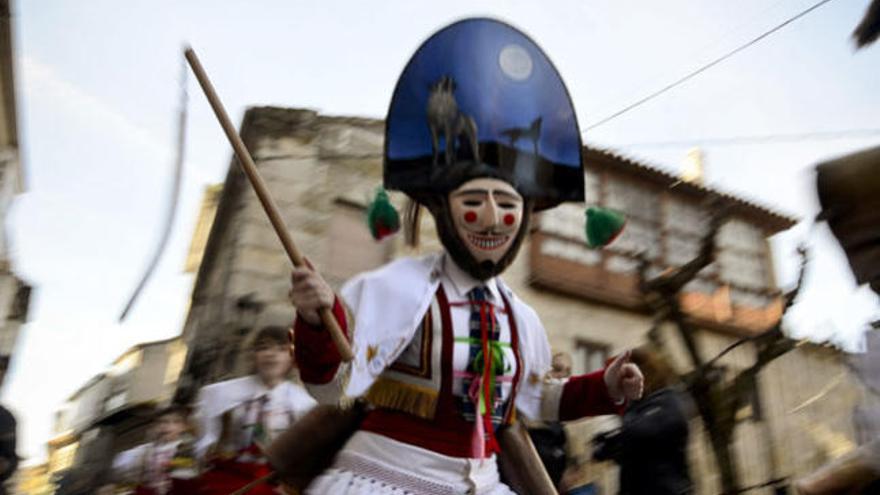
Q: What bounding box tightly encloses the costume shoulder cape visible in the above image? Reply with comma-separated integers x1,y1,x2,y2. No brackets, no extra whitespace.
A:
339,253,552,420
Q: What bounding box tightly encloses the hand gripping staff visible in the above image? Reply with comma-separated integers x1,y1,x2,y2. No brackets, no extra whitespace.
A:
184,47,353,362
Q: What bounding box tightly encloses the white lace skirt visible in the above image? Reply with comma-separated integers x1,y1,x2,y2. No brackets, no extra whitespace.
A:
305,431,516,495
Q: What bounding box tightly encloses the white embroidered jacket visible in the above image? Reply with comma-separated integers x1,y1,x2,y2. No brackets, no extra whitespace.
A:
306,253,565,421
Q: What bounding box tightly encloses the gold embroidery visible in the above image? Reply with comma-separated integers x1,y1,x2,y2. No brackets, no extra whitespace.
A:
389,311,433,378
365,377,440,420
366,345,378,363
529,372,541,385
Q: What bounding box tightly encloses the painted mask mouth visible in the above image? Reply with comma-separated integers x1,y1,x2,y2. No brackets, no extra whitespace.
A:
466,232,511,251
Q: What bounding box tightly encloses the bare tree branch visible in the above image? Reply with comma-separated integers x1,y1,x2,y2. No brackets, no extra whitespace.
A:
634,205,806,494
642,198,728,295
783,244,809,312
705,245,808,369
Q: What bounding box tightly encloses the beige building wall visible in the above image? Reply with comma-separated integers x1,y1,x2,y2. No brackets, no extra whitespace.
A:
46,337,188,487
15,462,53,495
180,107,863,494
500,242,861,493
122,338,187,406
67,376,111,434
0,0,29,390
179,109,392,387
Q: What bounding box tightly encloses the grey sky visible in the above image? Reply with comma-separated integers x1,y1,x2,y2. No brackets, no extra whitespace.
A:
3,0,878,462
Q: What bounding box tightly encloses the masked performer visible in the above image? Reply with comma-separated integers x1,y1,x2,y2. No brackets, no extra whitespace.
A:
105,406,198,495
289,18,644,495
195,326,316,495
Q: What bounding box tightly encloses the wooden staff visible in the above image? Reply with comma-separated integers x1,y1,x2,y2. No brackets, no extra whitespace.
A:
228,473,278,495
184,47,353,362
497,421,559,495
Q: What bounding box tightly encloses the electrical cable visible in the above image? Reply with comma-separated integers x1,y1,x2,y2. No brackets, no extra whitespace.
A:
602,128,880,148
585,0,838,131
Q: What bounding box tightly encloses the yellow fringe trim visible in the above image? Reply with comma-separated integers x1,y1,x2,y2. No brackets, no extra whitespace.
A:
366,377,439,420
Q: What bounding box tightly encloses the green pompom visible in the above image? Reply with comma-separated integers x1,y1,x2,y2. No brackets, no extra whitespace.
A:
366,187,400,240
585,207,626,248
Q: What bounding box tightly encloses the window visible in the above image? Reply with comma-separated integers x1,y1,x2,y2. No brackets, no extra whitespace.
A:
111,350,142,376
606,254,640,274
53,406,73,435
185,184,222,273
531,163,779,329
604,177,662,261
662,197,710,273
606,178,659,223
0,328,18,355
540,203,586,241
573,340,610,376
665,196,707,236
50,442,79,473
584,169,600,206
719,219,764,252
717,220,770,296
610,218,661,259
540,237,601,266
104,390,127,414
685,277,719,295
164,342,187,385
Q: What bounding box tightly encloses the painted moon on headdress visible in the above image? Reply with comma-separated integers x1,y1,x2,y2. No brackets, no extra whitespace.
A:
498,44,533,81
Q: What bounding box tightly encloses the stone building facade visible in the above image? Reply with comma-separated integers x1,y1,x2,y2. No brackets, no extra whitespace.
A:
0,0,30,391
177,106,863,494
46,337,187,493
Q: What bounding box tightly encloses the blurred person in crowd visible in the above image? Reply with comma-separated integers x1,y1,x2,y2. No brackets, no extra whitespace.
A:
103,405,198,495
593,346,693,495
527,351,575,488
532,351,607,495
55,429,115,495
194,325,316,495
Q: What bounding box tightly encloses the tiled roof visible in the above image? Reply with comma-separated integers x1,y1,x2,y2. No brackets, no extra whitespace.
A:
585,146,799,233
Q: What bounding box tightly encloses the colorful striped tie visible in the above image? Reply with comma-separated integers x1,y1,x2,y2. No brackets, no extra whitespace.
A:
462,286,506,457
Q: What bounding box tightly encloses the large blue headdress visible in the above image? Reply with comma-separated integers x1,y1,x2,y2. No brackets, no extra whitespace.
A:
384,18,585,211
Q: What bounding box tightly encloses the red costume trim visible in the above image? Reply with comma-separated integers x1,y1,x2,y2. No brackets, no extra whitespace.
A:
197,459,275,495
293,287,621,456
293,297,348,384
498,290,522,424
558,369,624,421
389,310,434,378
361,286,523,458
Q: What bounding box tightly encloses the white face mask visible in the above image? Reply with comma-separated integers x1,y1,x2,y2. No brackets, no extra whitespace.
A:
448,177,524,265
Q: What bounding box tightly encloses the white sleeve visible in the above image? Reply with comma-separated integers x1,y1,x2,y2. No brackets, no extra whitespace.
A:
513,303,553,421
289,383,318,419
193,385,221,461
302,364,351,405
111,444,145,483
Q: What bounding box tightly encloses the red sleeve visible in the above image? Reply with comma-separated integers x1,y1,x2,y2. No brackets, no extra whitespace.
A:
293,298,348,385
558,368,626,421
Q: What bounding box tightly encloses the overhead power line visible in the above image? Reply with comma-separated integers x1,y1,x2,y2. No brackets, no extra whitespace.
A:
585,0,838,132
604,128,880,148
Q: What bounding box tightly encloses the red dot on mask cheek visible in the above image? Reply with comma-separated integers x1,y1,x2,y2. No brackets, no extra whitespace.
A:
504,214,516,226
464,211,477,223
